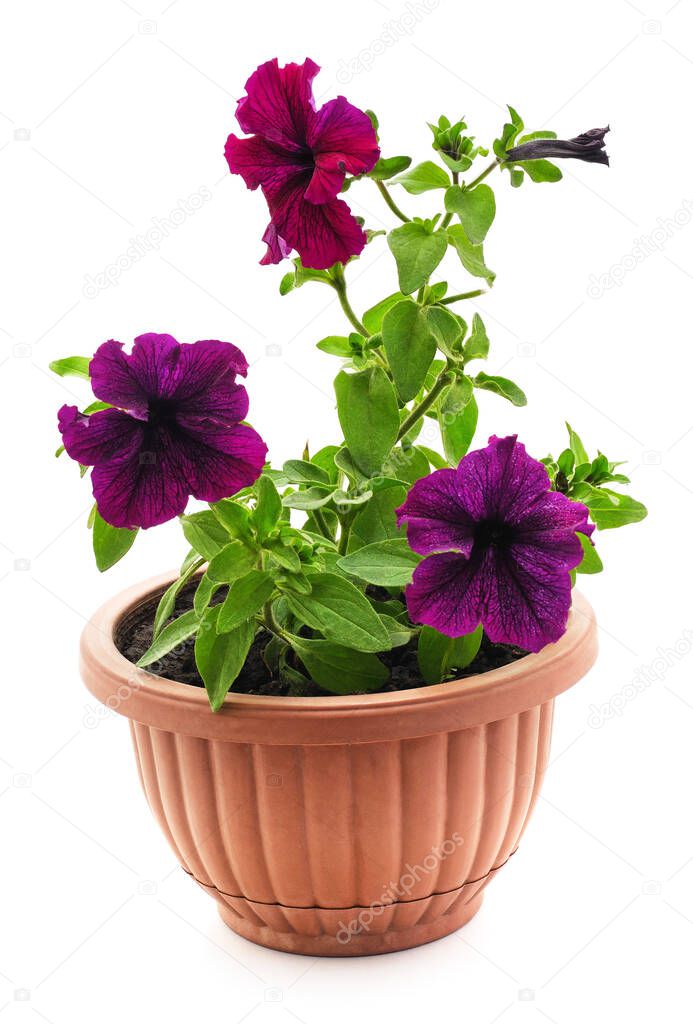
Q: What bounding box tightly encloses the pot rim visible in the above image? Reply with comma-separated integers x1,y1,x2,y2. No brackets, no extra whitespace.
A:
80,570,598,744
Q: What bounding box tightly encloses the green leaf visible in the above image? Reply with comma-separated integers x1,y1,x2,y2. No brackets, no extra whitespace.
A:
289,637,388,694
334,366,399,477
573,485,647,531
379,614,411,648
338,538,420,586
439,383,477,463
253,475,282,539
575,534,603,575
382,299,437,402
520,159,562,183
311,445,340,484
49,356,91,381
279,272,295,296
284,572,391,652
369,155,412,180
447,224,495,286
206,541,258,583
362,292,405,334
417,624,483,684
424,305,466,358
473,372,527,406
566,422,589,466
153,558,204,639
180,511,229,560
137,609,199,668
348,483,407,550
444,183,496,243
92,511,137,572
210,500,253,542
463,313,490,362
316,335,352,357
217,570,275,632
195,607,255,710
282,459,331,486
282,487,335,511
510,167,525,188
388,223,448,294
266,539,302,573
391,160,450,195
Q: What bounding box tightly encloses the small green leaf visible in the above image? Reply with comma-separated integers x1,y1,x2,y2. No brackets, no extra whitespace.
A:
153,558,204,639
279,272,295,296
444,183,496,243
338,538,420,586
388,222,448,294
282,487,335,511
463,313,490,362
473,372,527,406
206,541,258,583
362,292,405,334
284,572,391,652
289,636,388,693
575,534,603,575
210,500,253,542
439,383,477,463
92,511,137,572
369,155,412,180
180,511,229,560
417,624,483,684
253,475,282,539
566,422,589,466
282,460,331,486
137,609,199,668
573,485,647,531
217,571,275,632
266,540,302,573
424,305,466,358
391,160,450,195
382,299,437,402
193,572,221,617
447,224,495,286
316,335,352,357
195,607,255,710
334,366,400,477
49,356,91,381
348,483,407,551
520,159,562,183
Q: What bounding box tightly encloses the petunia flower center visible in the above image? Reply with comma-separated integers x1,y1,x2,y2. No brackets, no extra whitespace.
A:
474,518,515,551
147,398,178,428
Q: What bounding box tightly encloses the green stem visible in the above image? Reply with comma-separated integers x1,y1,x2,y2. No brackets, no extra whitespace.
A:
439,171,459,230
331,265,368,336
439,289,485,305
397,369,453,441
375,179,410,222
337,512,355,555
466,158,500,190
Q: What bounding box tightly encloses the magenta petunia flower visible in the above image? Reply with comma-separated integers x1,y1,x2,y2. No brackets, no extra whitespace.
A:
58,334,267,530
397,435,594,653
225,58,380,270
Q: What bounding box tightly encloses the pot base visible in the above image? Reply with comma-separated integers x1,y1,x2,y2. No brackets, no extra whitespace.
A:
217,891,484,957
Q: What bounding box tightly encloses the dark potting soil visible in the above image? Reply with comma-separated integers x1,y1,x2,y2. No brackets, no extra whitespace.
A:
116,585,528,698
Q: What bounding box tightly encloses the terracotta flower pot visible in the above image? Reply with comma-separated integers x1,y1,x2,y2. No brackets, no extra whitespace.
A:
80,572,598,957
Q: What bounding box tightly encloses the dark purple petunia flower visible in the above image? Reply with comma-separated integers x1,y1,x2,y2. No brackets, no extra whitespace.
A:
58,334,267,530
506,127,610,166
225,58,380,270
397,435,594,653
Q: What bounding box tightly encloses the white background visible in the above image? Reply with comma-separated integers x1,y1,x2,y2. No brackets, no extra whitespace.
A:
1,0,691,1020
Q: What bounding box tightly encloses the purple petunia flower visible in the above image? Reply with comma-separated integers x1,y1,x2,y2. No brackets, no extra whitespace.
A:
58,334,267,530
225,58,380,270
506,127,610,166
396,435,594,653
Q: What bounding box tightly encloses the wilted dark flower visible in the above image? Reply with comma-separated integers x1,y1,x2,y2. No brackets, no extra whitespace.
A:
506,127,610,166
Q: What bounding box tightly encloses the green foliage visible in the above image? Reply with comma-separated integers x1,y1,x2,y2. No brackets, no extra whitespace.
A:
334,367,399,476
391,161,450,195
447,224,495,286
444,184,496,243
49,356,92,381
382,299,437,402
337,539,420,587
417,625,483,684
388,221,448,294
283,573,391,652
289,636,388,693
196,607,255,710
92,510,137,572
473,372,527,406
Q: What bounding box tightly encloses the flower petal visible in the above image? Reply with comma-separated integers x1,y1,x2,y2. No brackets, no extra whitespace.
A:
176,422,268,503
89,341,149,418
266,179,367,269
236,58,319,150
405,551,485,637
481,545,573,652
58,405,143,466
514,490,593,573
260,221,293,265
126,333,185,399
225,133,310,193
396,468,475,557
90,438,189,530
456,434,551,524
305,96,380,202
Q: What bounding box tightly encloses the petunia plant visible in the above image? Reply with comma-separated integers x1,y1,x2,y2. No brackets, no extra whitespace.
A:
52,57,646,709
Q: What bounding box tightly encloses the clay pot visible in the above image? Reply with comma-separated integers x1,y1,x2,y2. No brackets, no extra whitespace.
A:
80,573,598,956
